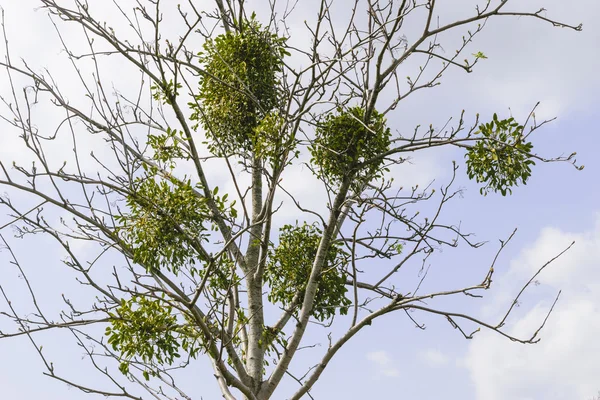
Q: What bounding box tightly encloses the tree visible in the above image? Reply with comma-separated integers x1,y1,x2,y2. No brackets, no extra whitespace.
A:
0,1,583,399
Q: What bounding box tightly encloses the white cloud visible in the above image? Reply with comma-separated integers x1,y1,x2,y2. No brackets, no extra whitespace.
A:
464,215,600,400
419,348,449,368
366,350,401,378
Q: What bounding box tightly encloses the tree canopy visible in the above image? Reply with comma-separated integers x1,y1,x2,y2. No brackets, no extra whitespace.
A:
0,1,583,399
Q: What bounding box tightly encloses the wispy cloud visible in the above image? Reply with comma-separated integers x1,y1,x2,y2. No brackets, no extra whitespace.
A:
419,349,449,368
366,351,400,378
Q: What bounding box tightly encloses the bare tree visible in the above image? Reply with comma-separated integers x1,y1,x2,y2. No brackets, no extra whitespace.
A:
0,1,583,399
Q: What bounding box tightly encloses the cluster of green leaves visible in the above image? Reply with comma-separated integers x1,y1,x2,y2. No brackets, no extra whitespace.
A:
151,79,182,105
465,114,535,196
206,254,241,292
252,111,289,162
147,127,189,164
261,325,288,366
192,15,289,157
106,296,201,380
265,222,351,322
116,174,210,273
310,106,391,188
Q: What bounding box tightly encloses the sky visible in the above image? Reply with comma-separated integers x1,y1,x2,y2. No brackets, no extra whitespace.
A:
0,1,599,399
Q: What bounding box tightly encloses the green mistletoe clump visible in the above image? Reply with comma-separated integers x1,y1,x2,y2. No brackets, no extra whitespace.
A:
265,222,351,321
192,15,289,158
106,296,202,380
466,114,535,196
310,106,391,187
116,174,210,274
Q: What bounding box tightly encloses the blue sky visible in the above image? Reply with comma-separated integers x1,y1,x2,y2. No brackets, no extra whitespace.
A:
0,1,598,399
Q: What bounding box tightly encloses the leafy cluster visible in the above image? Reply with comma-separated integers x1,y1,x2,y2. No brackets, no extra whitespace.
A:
206,254,241,292
310,106,391,188
150,79,182,105
466,114,535,196
252,111,289,162
147,127,189,164
106,296,201,380
265,223,350,322
116,175,210,273
261,326,289,365
192,15,288,157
